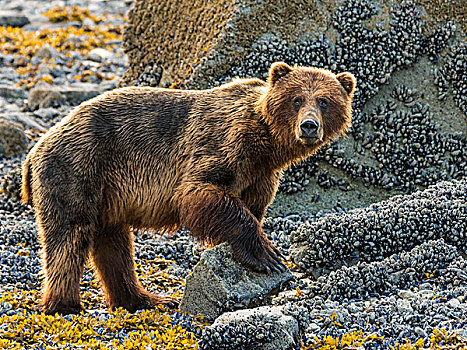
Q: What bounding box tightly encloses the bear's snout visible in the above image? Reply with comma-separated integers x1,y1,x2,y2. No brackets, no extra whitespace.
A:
300,119,320,140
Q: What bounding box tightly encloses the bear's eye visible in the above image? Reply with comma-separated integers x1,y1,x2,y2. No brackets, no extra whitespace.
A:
292,97,303,112
318,98,329,111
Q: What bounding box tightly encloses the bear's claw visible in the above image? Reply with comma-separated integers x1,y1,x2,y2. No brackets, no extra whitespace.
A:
231,235,287,275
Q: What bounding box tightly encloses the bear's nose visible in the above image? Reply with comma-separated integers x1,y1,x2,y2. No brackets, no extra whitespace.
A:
300,119,319,138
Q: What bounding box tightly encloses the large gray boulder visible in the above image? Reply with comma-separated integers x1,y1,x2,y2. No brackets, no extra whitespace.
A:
180,243,293,320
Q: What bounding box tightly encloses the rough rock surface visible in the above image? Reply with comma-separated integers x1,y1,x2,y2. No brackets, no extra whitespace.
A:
1,0,467,348
60,85,103,105
0,119,28,157
180,243,293,320
200,306,299,350
0,85,28,100
0,113,46,131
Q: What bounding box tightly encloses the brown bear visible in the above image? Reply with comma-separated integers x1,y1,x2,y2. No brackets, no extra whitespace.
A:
21,62,355,315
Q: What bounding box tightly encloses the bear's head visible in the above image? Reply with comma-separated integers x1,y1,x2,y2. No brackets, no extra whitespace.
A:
258,62,355,158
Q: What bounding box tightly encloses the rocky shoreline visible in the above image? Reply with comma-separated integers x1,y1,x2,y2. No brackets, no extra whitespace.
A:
1,0,466,349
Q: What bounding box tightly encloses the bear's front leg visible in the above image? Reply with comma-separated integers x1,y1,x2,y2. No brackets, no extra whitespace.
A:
240,171,282,222
176,182,286,274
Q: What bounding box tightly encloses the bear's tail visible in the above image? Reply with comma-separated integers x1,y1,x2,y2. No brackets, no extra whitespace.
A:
21,156,32,204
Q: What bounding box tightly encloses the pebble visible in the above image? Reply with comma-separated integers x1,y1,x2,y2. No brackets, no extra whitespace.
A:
0,10,29,27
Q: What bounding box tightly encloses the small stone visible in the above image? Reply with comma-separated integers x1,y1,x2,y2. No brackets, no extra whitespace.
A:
28,86,65,110
397,299,413,313
61,85,102,105
0,118,28,157
398,290,416,299
419,283,432,290
0,10,29,27
415,326,426,338
447,298,461,308
307,322,320,334
87,48,113,63
82,18,95,27
34,45,61,60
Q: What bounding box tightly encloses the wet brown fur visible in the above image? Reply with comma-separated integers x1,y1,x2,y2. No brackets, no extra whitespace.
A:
21,62,355,315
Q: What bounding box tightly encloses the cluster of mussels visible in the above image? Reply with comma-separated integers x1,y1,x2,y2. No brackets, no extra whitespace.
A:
226,0,454,108
344,98,465,191
283,240,467,348
134,229,202,276
287,178,466,274
434,43,467,113
298,239,463,301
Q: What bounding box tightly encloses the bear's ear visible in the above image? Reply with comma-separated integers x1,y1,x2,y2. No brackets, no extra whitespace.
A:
269,62,293,86
336,72,356,96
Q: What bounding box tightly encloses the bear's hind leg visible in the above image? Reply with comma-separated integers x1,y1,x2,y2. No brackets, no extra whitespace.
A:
91,224,178,313
39,222,92,315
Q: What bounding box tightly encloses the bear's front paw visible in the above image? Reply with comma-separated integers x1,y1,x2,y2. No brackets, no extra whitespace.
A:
231,235,286,274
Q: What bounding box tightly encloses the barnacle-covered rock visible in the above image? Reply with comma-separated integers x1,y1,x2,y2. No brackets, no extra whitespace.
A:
180,243,293,320
299,239,460,301
200,306,299,350
281,239,467,348
290,178,467,275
